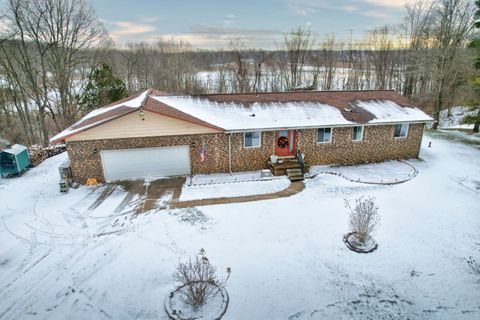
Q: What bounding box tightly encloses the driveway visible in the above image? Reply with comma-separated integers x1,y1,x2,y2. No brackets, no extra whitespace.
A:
115,177,185,213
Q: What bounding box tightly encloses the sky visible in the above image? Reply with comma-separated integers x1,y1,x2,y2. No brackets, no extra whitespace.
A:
92,0,408,49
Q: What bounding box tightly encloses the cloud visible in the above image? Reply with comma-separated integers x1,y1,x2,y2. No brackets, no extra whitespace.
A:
101,19,157,42
287,0,404,17
364,0,406,8
138,16,162,24
190,24,281,36
287,0,357,16
361,10,392,19
155,25,283,49
223,14,238,26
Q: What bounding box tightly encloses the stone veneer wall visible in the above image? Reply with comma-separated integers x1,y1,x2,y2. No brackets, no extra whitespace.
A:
297,123,424,165
66,123,424,183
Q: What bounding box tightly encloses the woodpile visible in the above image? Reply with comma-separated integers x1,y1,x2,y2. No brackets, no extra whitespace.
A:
29,144,66,167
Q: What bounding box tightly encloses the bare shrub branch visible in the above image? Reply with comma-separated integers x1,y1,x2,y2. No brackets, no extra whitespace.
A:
345,195,381,243
173,249,231,310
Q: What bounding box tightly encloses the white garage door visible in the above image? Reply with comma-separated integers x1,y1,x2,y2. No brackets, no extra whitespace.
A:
101,146,190,182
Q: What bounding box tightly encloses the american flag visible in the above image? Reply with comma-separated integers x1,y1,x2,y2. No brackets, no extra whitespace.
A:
200,143,205,162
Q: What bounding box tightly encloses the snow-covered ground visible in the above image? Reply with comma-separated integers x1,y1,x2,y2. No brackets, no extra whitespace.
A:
439,106,476,129
1,133,480,319
189,170,273,185
180,177,290,201
310,160,418,184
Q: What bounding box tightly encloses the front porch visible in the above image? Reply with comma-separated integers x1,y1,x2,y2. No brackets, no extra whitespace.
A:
268,156,310,181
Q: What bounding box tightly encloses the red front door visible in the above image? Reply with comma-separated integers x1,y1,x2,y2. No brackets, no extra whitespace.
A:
275,130,296,157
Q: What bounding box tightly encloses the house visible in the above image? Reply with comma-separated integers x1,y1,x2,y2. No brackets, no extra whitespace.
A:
50,89,433,183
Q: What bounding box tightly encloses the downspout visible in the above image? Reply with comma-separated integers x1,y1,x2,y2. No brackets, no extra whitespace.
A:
417,123,426,158
228,133,233,174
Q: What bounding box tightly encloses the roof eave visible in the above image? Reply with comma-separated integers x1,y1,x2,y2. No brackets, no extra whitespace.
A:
49,108,140,144
224,119,433,133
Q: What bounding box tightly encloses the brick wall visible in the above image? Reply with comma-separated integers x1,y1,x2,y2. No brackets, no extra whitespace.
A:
67,133,230,183
229,131,275,172
66,123,424,183
297,123,424,165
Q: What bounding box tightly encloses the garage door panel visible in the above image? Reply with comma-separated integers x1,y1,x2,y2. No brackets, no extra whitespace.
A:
101,146,190,182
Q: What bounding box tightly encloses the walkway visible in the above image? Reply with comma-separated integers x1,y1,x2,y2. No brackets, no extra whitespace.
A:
170,181,305,208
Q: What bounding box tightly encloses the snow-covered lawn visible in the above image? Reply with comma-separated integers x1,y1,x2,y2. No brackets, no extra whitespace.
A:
1,133,479,319
310,160,417,184
180,177,290,201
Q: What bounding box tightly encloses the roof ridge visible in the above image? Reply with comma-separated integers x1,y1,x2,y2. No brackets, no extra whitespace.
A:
141,89,153,108
189,89,398,98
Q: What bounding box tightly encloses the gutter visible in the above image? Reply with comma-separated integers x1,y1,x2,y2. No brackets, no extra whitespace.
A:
224,119,434,134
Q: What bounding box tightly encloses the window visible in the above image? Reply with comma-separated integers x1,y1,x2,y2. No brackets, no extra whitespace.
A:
317,128,332,143
394,123,409,138
352,126,364,141
244,131,261,148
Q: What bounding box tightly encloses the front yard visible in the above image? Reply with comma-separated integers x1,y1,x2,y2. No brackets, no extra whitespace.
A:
0,132,479,319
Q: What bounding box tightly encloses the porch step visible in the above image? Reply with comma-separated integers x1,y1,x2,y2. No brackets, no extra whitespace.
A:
286,168,304,181
269,159,301,176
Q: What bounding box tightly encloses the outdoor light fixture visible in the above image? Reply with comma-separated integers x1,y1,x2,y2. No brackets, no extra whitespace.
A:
138,108,145,120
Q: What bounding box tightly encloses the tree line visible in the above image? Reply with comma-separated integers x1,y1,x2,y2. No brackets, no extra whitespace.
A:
0,0,478,147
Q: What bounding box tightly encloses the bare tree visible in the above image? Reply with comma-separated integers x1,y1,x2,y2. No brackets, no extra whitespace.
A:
366,26,395,90
278,26,314,90
430,0,475,129
173,249,231,310
116,39,202,95
401,0,435,99
229,40,252,93
0,0,107,145
320,34,337,90
345,196,380,243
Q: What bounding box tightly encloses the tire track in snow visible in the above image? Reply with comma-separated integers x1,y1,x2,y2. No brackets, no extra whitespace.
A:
0,239,115,320
0,188,137,319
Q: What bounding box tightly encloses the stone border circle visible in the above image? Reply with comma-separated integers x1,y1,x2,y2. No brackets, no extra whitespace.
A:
165,282,229,320
343,232,378,253
308,160,418,185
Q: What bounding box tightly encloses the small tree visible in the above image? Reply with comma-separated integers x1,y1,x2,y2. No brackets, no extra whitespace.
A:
345,196,380,243
173,249,231,310
81,63,128,112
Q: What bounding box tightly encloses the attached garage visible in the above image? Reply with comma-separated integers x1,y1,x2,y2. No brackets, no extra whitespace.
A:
100,146,190,182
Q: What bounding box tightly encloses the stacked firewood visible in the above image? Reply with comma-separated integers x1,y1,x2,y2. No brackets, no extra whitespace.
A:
28,146,46,167
29,144,66,167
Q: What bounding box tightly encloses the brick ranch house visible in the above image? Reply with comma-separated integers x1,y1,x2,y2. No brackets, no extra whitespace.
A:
50,89,433,183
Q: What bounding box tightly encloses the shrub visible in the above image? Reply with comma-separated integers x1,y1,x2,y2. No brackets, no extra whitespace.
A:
173,249,231,310
345,195,380,243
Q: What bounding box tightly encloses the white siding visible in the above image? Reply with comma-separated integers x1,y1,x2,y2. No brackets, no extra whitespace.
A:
67,110,219,141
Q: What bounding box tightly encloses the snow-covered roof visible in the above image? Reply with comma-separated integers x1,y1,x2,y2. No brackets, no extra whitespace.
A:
50,89,433,143
153,96,353,131
355,100,433,124
2,144,27,156
152,93,432,131
82,90,150,121
50,90,150,143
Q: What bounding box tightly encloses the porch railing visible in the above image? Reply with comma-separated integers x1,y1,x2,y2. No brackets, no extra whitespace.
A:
297,149,304,175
